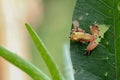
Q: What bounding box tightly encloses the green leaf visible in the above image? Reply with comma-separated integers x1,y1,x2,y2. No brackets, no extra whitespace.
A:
25,23,64,80
70,0,120,80
63,44,75,80
115,1,120,80
96,24,109,43
0,46,51,80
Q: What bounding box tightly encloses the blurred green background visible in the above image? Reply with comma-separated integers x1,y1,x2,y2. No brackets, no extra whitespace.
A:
30,0,76,78
0,0,76,80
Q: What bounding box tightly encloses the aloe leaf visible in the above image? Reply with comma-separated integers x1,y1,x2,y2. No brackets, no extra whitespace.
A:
25,23,64,80
0,46,51,80
70,0,120,80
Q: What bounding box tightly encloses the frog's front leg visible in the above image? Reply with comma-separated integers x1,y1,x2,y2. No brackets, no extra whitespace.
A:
72,20,85,32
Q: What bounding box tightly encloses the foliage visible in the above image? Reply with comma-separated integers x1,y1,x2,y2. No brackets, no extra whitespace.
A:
25,23,64,80
0,24,64,80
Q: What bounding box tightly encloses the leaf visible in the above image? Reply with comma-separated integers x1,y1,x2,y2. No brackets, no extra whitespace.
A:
63,44,75,80
0,46,51,80
96,24,109,43
70,0,120,80
25,23,64,80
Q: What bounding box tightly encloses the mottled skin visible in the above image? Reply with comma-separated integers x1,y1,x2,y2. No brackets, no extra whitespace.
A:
70,20,100,55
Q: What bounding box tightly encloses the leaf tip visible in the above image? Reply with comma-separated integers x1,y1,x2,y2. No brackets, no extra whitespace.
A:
25,23,30,28
25,23,32,32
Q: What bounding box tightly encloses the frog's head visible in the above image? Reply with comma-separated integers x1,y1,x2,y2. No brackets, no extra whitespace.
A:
70,32,84,41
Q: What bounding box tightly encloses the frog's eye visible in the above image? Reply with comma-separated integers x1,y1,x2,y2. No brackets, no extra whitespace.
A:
72,32,76,35
99,36,101,38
